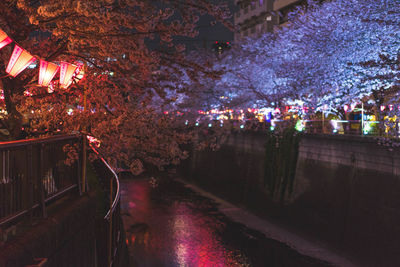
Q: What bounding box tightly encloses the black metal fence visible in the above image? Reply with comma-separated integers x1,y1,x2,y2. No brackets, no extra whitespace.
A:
90,145,124,267
0,135,125,266
0,135,82,228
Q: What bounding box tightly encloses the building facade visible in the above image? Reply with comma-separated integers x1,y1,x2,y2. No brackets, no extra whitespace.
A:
234,0,305,42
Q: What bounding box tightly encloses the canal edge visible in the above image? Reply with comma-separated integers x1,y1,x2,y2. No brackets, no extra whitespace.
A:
175,178,358,267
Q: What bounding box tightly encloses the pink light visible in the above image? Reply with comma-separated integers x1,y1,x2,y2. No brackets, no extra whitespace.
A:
0,29,12,50
87,135,101,148
59,62,78,88
344,104,349,112
24,90,33,97
38,60,59,87
6,45,36,77
47,83,55,94
380,105,386,112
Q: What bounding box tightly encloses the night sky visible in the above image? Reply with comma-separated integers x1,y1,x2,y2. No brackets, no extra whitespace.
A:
178,0,235,50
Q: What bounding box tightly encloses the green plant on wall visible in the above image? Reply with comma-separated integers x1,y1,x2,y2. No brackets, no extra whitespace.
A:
264,127,301,202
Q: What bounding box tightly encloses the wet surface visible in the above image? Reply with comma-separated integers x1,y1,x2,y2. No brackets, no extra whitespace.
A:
120,178,331,267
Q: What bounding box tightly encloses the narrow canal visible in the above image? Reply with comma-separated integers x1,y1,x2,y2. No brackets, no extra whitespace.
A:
120,178,331,267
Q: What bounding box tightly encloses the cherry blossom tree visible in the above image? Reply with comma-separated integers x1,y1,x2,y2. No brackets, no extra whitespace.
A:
211,0,399,118
0,0,232,173
287,0,400,110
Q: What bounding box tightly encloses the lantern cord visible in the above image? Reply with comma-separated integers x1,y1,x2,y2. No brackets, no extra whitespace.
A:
0,74,10,79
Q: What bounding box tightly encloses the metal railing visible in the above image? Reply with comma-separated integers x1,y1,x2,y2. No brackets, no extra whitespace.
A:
0,134,124,266
233,119,383,136
90,144,122,267
0,135,82,228
302,120,381,136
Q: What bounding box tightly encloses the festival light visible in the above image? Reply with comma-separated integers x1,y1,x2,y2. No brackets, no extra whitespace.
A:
6,45,36,77
295,120,305,132
0,29,12,50
87,135,101,148
38,60,59,86
363,122,372,135
59,62,79,88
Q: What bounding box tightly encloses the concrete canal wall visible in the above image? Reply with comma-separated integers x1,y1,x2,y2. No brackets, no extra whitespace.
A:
181,132,400,267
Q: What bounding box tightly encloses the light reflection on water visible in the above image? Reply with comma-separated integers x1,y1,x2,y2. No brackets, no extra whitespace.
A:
171,204,249,267
120,178,329,267
121,179,249,266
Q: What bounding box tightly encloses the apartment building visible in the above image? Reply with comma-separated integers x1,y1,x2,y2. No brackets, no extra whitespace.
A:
234,0,272,42
234,0,305,42
273,0,304,25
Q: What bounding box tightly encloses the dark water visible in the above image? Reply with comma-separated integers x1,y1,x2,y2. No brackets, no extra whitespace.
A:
120,178,330,267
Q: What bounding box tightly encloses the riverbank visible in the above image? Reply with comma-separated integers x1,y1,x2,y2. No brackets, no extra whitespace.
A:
177,178,357,267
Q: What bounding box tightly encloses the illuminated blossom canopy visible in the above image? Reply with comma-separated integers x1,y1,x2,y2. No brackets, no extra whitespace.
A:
208,0,399,115
0,0,232,173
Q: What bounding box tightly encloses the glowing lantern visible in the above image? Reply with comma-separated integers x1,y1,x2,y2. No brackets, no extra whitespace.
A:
380,105,386,112
38,60,59,87
59,62,78,88
0,29,12,50
343,104,349,112
47,83,55,94
6,45,36,77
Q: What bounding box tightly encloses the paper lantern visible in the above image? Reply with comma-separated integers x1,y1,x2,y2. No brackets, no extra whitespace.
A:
0,29,12,50
38,60,59,86
6,45,36,77
59,62,78,88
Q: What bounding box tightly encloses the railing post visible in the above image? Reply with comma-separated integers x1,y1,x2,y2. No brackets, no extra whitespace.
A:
39,144,47,218
77,141,82,196
82,135,87,193
27,145,33,220
108,176,113,267
82,72,88,194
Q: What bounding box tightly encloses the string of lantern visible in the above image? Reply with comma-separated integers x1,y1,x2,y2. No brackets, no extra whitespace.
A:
0,28,83,89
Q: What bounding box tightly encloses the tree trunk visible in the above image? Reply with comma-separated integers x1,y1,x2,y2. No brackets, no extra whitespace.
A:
1,78,23,140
